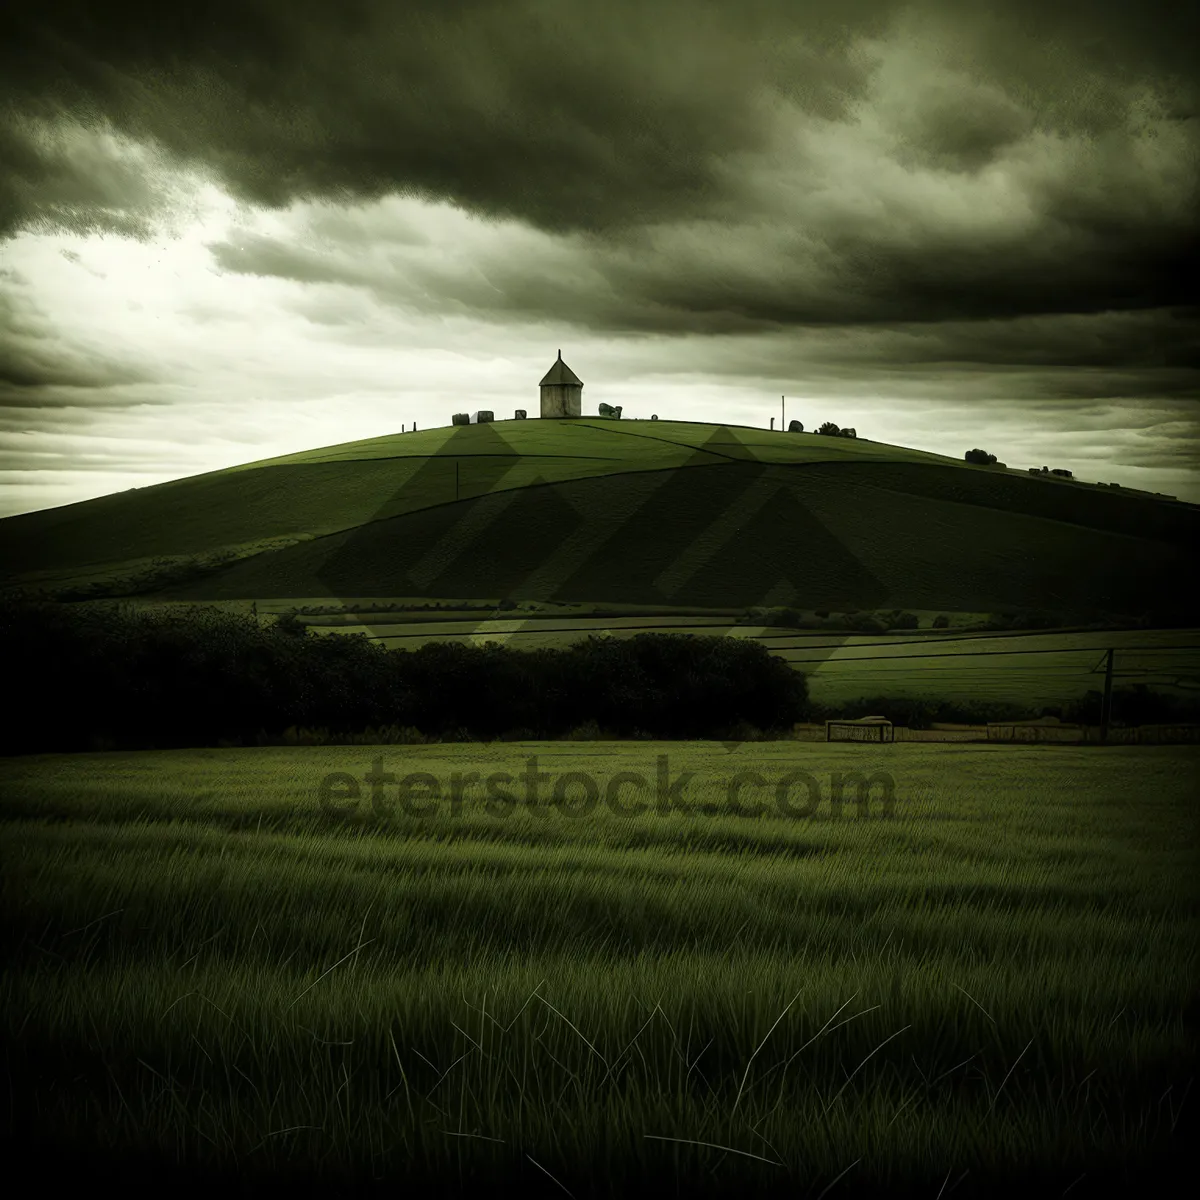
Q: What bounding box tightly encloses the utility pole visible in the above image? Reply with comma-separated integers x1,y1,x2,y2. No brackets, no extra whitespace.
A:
1099,648,1115,744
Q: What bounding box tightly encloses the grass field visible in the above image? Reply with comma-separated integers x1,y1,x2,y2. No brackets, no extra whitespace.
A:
151,460,1193,612
0,421,963,583
2,420,1196,621
2,742,1196,1197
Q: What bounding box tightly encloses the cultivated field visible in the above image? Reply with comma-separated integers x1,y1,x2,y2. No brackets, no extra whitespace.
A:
2,742,1195,1197
154,603,1200,714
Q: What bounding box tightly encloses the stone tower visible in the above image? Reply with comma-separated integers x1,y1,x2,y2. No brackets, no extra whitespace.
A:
539,350,582,418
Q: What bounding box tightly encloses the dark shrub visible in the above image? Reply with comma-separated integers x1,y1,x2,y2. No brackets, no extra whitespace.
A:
0,600,811,754
274,613,307,637
853,614,888,634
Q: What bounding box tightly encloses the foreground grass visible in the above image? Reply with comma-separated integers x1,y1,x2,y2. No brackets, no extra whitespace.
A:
2,743,1197,1197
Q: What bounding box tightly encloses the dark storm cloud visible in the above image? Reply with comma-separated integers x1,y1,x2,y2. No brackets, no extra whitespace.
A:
885,78,1031,174
0,0,886,239
0,110,179,242
798,311,1200,372
1,0,1197,407
3,1,1194,233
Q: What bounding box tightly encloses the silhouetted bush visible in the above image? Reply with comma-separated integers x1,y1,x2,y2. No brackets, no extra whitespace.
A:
1007,610,1066,630
719,719,766,743
564,719,603,740
1137,605,1200,629
851,614,888,633
932,615,950,629
1063,685,1200,726
0,601,810,754
274,613,308,637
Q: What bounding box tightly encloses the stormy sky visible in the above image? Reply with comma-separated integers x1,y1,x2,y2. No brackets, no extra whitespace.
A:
1,0,1197,517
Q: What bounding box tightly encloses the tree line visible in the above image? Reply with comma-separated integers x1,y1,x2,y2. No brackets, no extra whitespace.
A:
0,601,808,755
4,600,1192,755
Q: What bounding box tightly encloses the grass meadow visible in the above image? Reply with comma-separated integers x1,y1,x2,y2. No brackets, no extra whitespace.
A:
2,742,1197,1197
0,419,956,589
4,420,1194,619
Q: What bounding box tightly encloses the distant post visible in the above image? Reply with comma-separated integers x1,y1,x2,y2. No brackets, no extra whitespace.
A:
781,395,784,430
1099,648,1115,743
770,417,775,430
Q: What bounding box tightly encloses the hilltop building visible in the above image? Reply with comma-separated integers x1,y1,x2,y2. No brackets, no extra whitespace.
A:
539,350,582,418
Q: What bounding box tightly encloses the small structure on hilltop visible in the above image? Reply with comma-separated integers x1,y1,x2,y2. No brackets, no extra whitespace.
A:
515,409,527,419
788,419,803,432
472,411,494,424
841,427,856,438
598,402,623,419
451,413,470,426
539,350,583,418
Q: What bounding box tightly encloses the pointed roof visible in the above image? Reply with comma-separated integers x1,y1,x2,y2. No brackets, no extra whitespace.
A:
539,349,583,387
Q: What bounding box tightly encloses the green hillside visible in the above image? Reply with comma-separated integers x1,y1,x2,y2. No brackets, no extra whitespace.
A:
1,419,1195,619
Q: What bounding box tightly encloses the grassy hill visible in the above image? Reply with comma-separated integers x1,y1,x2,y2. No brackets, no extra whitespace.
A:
1,419,1196,619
